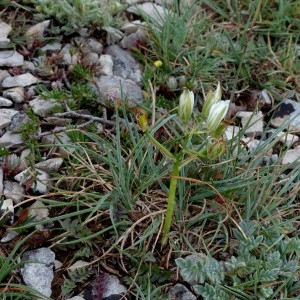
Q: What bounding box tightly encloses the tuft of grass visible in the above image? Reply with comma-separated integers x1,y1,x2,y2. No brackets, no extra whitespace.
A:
136,0,300,106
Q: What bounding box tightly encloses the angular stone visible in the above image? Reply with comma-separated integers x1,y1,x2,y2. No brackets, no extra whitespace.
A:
121,21,141,34
0,199,14,225
106,45,142,82
0,50,24,67
3,181,25,204
0,22,12,35
102,273,127,298
1,230,18,242
119,28,147,49
28,200,49,221
14,168,51,194
92,75,143,107
0,131,23,147
236,111,264,137
2,73,39,87
241,137,262,153
0,109,18,129
0,70,10,84
40,41,62,52
7,111,30,131
59,43,79,66
127,3,169,25
0,96,13,107
267,129,299,147
281,145,300,169
271,99,300,133
29,97,57,117
260,89,273,106
82,52,99,66
3,87,25,103
75,37,101,54
99,54,114,76
224,125,241,140
21,248,55,298
24,20,50,48
35,158,64,173
169,283,196,300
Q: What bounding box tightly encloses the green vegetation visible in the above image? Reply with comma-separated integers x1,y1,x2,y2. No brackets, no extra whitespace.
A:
23,0,123,34
0,0,299,299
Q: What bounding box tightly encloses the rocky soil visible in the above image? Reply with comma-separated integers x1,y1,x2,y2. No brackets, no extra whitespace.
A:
0,1,300,299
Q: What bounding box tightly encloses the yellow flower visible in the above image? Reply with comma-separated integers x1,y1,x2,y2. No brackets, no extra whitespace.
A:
154,60,163,68
135,108,149,132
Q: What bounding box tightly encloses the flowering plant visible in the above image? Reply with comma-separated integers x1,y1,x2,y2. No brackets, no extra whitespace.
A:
138,82,230,246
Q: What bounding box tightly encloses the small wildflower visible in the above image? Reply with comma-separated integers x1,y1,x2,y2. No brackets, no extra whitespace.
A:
202,82,222,118
136,109,149,132
179,88,194,123
154,60,163,68
206,100,230,132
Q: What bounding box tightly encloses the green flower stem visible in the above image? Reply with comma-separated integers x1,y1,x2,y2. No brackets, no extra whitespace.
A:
161,158,180,247
145,131,175,160
144,130,180,246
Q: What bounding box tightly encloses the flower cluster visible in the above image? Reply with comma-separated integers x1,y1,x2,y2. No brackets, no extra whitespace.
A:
178,82,230,137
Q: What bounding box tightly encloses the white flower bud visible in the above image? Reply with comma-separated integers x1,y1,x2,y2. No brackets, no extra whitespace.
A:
202,82,222,118
179,88,194,123
206,100,230,132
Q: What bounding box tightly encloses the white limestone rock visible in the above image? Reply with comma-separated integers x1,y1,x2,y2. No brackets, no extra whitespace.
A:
29,97,57,117
101,273,127,298
34,158,64,173
24,20,50,48
92,75,143,107
0,50,24,67
3,181,25,204
0,96,13,107
0,108,18,129
127,3,169,25
0,199,14,225
281,145,300,169
271,99,300,134
236,111,264,137
224,125,241,140
2,73,39,88
106,44,142,83
0,70,10,84
28,200,49,221
99,54,114,76
1,230,18,242
0,22,12,47
3,87,25,103
169,283,197,300
0,131,23,147
267,129,299,147
40,41,62,52
21,248,55,298
14,168,51,194
119,27,147,49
